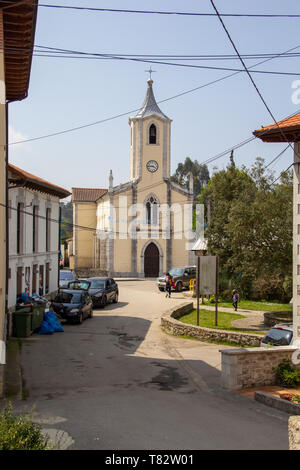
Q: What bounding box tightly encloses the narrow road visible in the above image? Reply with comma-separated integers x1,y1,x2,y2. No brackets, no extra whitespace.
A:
15,280,288,450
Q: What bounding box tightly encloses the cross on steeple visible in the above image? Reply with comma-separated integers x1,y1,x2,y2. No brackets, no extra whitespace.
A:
145,66,156,80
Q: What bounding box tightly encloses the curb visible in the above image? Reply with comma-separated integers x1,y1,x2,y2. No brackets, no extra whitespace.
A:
255,391,300,415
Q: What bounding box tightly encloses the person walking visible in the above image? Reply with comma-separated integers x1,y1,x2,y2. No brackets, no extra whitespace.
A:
165,272,172,298
232,289,240,311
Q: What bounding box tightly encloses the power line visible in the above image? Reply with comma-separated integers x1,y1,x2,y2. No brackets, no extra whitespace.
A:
210,0,300,168
9,42,300,146
36,4,300,19
28,45,300,76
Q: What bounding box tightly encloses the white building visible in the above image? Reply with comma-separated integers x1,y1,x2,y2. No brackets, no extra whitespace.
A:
8,164,70,312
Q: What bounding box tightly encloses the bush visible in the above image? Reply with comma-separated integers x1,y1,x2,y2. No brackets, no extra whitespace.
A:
251,276,290,302
274,359,300,388
0,403,50,450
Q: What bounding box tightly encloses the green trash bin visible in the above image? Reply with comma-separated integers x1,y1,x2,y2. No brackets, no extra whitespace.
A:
13,307,32,338
31,302,46,332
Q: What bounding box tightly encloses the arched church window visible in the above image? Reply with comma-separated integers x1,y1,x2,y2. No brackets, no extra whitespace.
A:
149,124,157,144
145,195,159,225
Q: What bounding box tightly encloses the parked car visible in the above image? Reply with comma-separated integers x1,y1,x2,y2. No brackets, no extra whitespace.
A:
157,266,196,292
67,277,119,308
51,289,93,324
59,269,76,288
261,324,293,347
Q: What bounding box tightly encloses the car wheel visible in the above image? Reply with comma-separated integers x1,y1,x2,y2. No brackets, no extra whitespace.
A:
113,292,118,303
159,288,164,292
176,282,183,292
101,295,107,308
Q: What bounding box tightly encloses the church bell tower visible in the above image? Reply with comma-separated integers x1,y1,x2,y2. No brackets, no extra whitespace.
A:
129,77,172,182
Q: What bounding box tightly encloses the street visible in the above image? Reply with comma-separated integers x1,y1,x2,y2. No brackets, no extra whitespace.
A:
14,280,289,450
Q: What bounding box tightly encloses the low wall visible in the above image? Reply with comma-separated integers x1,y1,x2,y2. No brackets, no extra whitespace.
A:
264,311,292,328
289,416,300,450
161,303,263,347
220,347,299,390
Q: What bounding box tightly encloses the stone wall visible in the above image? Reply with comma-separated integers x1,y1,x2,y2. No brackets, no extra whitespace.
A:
289,416,300,450
74,268,108,279
221,347,299,390
161,302,263,347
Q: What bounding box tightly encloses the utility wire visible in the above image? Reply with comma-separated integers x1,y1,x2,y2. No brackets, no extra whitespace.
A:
36,4,300,19
9,43,300,146
210,0,300,174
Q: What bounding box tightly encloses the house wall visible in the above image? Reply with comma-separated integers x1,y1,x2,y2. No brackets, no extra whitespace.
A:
74,202,97,268
8,187,61,310
294,141,300,346
0,10,6,392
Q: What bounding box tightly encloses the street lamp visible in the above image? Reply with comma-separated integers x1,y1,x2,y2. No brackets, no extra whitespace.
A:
191,238,208,326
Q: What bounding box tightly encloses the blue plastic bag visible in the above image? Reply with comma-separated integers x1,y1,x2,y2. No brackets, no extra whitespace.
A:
38,320,55,335
44,311,64,333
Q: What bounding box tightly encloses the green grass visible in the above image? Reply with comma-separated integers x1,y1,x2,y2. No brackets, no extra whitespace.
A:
206,300,292,312
179,309,265,335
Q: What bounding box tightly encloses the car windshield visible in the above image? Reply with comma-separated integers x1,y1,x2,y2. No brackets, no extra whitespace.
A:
89,280,106,289
54,292,82,304
169,268,185,276
60,271,74,280
262,328,293,346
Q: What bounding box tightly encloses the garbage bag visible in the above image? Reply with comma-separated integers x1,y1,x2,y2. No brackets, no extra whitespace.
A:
44,310,64,333
38,319,55,335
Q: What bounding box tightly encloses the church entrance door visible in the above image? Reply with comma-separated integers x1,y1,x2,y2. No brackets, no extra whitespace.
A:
144,242,159,278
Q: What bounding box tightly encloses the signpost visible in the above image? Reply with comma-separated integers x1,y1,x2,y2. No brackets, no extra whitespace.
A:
191,238,219,327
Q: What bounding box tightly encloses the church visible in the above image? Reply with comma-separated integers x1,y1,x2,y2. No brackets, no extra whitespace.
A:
71,77,196,278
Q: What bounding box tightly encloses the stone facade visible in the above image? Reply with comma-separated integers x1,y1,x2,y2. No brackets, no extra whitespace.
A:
161,303,263,347
289,416,300,450
221,347,299,390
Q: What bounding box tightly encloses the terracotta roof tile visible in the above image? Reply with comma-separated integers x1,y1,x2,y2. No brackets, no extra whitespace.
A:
253,112,300,142
8,163,71,198
72,188,108,202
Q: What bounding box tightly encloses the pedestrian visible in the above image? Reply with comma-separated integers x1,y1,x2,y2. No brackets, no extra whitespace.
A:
232,289,240,311
165,272,172,298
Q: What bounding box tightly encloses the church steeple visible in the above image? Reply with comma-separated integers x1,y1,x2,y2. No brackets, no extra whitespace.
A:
129,77,172,181
135,78,170,121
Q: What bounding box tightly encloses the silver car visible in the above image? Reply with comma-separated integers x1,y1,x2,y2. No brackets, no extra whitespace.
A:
157,266,196,292
261,324,293,347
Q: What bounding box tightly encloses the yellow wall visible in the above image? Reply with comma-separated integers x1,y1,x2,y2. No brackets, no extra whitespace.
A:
75,202,97,268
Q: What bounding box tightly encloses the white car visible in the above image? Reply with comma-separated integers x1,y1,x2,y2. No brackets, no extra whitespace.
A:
261,323,293,347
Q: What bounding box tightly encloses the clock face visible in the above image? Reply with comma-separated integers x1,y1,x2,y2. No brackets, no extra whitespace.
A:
146,160,158,173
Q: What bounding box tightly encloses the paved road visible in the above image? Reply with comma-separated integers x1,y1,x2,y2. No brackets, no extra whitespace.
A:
13,280,289,450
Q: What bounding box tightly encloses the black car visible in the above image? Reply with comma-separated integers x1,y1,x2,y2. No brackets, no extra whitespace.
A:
51,289,93,324
68,278,119,308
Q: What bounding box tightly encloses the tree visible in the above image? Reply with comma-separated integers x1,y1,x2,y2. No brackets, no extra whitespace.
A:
200,157,292,300
171,157,209,196
60,201,73,243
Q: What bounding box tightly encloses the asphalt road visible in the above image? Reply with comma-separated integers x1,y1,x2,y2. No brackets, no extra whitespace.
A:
14,280,289,450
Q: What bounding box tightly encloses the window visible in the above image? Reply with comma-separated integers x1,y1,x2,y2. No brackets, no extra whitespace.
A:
39,265,44,296
17,202,24,254
145,195,159,225
45,263,50,294
33,205,38,252
46,208,51,251
32,264,38,294
149,124,157,144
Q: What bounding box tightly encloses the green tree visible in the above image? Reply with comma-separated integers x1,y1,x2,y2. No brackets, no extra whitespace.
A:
171,157,209,196
200,157,292,300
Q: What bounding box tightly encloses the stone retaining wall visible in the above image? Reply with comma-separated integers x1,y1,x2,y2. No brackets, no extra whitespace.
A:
289,416,300,450
221,347,299,390
161,302,263,347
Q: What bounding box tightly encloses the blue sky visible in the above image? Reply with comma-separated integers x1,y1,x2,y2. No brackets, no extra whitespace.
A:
8,0,300,196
